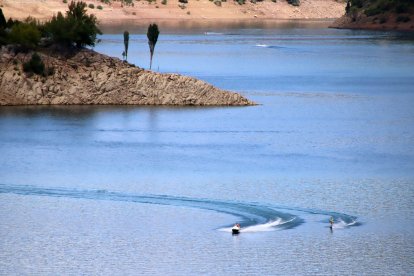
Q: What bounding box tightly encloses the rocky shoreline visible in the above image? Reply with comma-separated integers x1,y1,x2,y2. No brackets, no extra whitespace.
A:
0,47,254,106
331,13,414,32
330,1,414,32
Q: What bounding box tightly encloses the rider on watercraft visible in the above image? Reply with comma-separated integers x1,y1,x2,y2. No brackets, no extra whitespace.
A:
329,217,334,228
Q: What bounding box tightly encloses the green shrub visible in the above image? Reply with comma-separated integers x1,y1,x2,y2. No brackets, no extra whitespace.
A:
395,3,409,14
45,1,102,48
377,0,393,12
23,53,45,75
396,15,410,23
161,0,167,4
214,0,221,6
122,0,134,5
271,0,276,3
178,0,188,3
88,3,95,8
287,0,300,6
63,0,68,3
97,5,103,9
9,22,41,50
350,6,358,21
364,7,382,17
236,0,245,4
350,0,363,8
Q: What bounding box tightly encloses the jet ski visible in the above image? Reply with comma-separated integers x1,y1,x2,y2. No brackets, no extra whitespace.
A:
232,224,241,235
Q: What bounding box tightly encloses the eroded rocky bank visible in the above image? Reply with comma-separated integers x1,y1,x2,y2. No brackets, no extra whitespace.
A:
331,13,414,32
0,47,254,106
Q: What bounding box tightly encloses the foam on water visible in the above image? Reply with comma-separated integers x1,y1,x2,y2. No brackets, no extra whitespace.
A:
0,184,359,232
218,217,299,233
255,44,285,49
331,218,358,229
204,32,224,36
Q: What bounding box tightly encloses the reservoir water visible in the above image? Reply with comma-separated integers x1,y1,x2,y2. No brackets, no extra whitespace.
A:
1,27,414,275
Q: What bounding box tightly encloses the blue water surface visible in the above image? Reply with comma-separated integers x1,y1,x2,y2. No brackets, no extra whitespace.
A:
1,26,414,275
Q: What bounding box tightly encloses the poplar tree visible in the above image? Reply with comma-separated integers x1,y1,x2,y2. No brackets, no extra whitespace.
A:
147,23,159,70
123,31,129,61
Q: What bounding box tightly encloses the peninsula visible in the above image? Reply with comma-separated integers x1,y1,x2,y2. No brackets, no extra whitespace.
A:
0,1,254,106
0,47,254,106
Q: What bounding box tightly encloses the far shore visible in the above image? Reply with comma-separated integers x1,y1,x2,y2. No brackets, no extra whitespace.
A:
1,0,346,27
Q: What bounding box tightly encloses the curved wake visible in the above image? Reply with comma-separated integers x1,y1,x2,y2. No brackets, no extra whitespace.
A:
0,184,358,232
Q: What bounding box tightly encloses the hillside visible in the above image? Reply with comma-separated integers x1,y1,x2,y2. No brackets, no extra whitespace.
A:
0,0,346,24
331,0,414,31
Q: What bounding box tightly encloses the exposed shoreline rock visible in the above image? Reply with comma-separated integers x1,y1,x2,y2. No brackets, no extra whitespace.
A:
0,47,255,106
330,10,414,32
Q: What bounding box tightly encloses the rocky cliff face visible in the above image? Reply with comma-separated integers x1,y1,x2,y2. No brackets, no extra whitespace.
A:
0,47,254,106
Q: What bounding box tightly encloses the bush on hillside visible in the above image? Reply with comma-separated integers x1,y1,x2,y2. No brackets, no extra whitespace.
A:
350,0,363,8
9,22,41,50
287,0,300,6
395,3,409,14
364,7,382,16
23,53,45,75
379,17,387,24
396,15,410,22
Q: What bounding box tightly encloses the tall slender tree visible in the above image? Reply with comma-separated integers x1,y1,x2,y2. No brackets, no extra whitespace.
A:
0,8,7,29
123,31,129,61
345,0,351,15
147,23,159,70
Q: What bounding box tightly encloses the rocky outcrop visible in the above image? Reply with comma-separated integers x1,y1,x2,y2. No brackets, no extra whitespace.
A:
331,13,414,31
0,47,254,106
331,2,414,32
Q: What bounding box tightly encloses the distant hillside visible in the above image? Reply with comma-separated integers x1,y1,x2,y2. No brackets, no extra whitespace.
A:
331,0,414,31
0,0,346,23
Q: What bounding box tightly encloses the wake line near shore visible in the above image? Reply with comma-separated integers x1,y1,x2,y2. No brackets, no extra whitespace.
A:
0,184,358,232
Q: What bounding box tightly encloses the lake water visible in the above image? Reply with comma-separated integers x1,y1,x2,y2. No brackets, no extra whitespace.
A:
1,26,414,275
